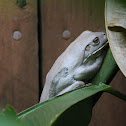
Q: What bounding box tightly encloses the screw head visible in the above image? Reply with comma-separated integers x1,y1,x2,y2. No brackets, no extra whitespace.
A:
13,31,22,40
62,30,71,40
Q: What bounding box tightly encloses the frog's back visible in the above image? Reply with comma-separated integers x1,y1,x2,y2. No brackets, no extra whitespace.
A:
40,31,101,102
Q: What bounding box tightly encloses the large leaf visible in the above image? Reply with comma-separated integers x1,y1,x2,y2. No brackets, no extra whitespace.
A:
18,83,110,126
105,0,126,77
17,82,126,126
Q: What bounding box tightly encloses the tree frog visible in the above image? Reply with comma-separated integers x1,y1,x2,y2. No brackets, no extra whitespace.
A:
40,31,108,102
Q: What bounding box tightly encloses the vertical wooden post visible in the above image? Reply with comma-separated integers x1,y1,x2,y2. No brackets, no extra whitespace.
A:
0,0,38,112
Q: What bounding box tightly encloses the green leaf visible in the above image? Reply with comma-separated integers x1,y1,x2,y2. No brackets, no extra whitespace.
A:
18,83,110,126
105,0,126,77
18,82,126,126
0,105,24,126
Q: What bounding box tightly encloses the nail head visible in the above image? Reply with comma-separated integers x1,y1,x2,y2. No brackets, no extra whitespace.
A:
62,30,71,40
13,31,22,40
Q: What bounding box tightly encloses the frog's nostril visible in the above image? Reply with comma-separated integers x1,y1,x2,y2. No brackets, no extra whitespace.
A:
103,33,106,35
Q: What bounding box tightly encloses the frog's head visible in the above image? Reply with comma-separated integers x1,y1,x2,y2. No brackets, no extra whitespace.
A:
83,31,108,61
60,30,108,68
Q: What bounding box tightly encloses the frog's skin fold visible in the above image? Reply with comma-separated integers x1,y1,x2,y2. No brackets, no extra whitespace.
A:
40,30,108,102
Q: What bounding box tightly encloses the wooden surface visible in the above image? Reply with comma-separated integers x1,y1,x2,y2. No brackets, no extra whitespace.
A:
0,0,38,112
41,0,126,125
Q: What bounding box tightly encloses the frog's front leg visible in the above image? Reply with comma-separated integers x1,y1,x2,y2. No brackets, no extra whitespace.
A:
74,54,105,81
57,81,85,95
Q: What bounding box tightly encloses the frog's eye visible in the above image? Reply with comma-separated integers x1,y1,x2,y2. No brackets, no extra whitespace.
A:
93,37,99,44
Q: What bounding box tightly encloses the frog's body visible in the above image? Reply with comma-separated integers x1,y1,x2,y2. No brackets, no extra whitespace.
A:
40,31,108,102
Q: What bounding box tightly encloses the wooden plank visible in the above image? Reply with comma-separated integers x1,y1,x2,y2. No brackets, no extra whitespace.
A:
41,0,126,125
0,0,38,112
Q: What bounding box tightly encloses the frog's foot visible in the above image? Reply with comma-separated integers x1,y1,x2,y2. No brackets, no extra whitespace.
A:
57,81,85,96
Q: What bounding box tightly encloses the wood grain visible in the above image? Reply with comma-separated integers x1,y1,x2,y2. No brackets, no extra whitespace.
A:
0,0,38,112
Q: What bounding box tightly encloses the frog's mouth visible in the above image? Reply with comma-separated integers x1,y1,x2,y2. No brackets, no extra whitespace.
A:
83,41,109,63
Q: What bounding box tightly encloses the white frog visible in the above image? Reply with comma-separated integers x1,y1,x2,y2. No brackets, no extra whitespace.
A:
40,31,108,102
